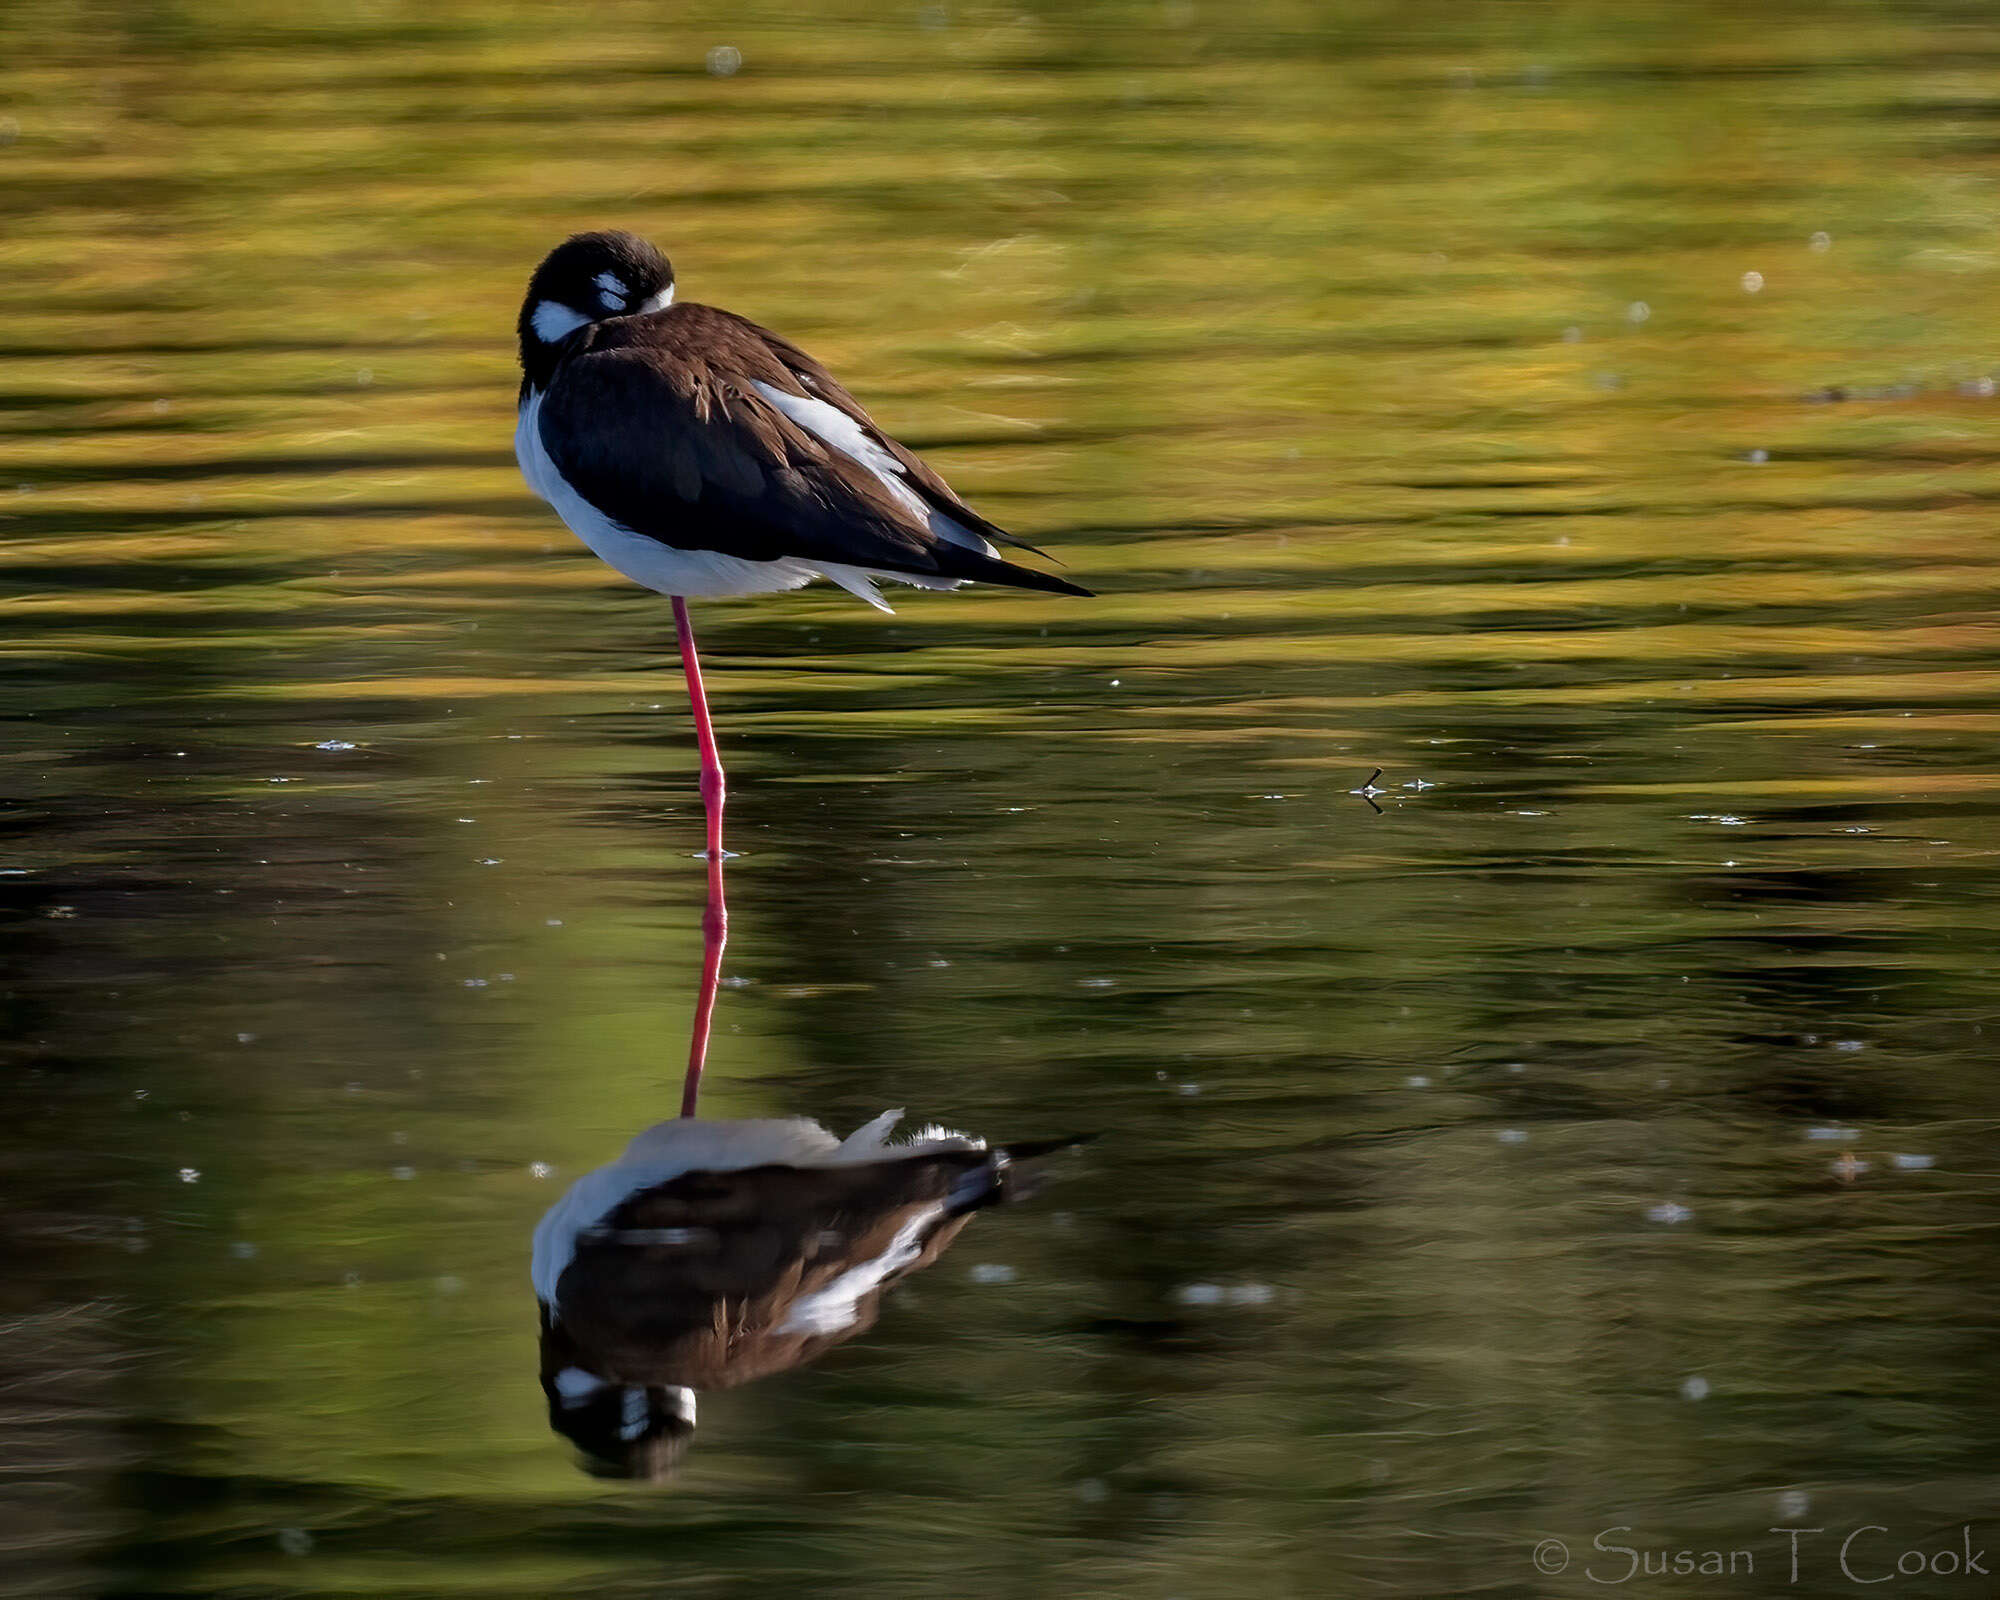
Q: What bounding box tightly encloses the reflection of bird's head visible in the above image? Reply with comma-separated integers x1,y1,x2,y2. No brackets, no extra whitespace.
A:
542,1362,696,1483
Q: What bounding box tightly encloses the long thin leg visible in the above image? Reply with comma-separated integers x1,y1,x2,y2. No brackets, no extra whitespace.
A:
673,596,728,1118
672,595,727,867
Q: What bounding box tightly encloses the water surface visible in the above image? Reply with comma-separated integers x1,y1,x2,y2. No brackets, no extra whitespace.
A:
8,2,2000,1595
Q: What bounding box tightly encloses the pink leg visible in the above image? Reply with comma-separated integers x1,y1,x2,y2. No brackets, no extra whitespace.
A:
673,596,728,1118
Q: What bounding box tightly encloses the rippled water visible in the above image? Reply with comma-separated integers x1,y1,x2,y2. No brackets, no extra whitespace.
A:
10,1,2000,1594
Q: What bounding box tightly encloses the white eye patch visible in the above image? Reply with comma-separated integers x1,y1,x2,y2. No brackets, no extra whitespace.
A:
636,284,675,314
594,272,630,311
531,300,591,343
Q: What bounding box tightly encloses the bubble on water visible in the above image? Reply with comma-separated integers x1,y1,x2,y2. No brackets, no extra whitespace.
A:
1746,449,1769,463
1626,300,1651,324
463,978,488,989
1741,270,1764,294
391,1165,416,1181
1175,1282,1224,1306
477,858,502,867
1806,1126,1860,1142
314,740,356,752
1497,1128,1529,1146
1176,1082,1202,1096
434,1274,464,1294
529,1161,554,1180
1681,1375,1710,1401
1646,1202,1693,1225
1075,1477,1110,1503
230,1240,259,1260
236,1032,256,1044
1562,325,1583,343
1776,1489,1812,1521
1833,1040,1865,1052
545,918,563,927
706,44,743,76
928,958,951,968
1407,1074,1431,1088
178,1167,200,1183
1227,1282,1275,1306
277,1528,314,1557
1109,678,1121,687
1892,1153,1935,1171
342,1271,363,1288
1809,231,1832,252
1078,977,1116,989
968,1263,1016,1284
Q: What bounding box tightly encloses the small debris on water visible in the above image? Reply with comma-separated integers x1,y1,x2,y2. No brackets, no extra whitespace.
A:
968,1263,1017,1285
1681,1375,1711,1402
529,1162,555,1180
1806,1126,1860,1142
1496,1128,1529,1146
314,740,356,752
1892,1153,1935,1171
1646,1202,1694,1225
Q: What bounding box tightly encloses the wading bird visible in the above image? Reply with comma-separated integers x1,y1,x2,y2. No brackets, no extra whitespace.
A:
513,229,1090,870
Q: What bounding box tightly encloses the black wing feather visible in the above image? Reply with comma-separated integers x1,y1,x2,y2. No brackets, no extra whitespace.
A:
537,306,1089,596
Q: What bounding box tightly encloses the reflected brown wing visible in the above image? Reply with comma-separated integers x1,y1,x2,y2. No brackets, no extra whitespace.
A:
546,1154,995,1391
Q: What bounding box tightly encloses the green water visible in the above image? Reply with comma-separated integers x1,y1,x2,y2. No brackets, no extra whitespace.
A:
9,1,2000,1594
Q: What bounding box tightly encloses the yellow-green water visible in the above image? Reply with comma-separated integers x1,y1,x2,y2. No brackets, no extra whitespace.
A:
9,1,2000,1595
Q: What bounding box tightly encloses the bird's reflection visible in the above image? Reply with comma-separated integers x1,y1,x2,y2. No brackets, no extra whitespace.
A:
533,847,1077,1479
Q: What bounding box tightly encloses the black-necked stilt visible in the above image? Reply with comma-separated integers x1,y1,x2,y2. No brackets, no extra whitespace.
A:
513,229,1091,869
532,1110,1080,1479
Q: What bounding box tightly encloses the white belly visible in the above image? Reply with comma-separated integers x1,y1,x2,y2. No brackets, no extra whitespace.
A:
515,387,820,600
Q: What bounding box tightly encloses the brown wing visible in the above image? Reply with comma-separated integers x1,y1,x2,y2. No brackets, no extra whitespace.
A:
747,320,1050,557
540,306,1086,594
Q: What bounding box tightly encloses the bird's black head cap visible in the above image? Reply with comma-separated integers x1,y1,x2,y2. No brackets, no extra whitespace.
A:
518,230,675,388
